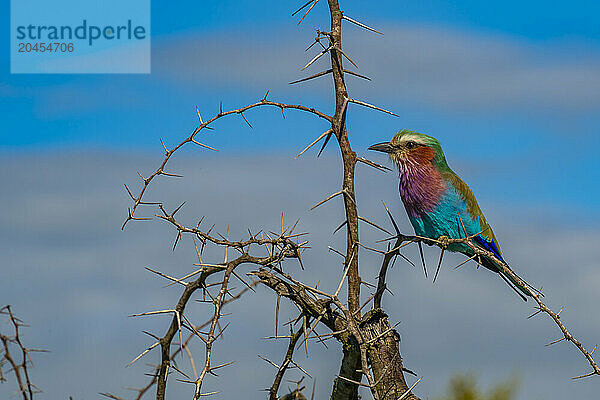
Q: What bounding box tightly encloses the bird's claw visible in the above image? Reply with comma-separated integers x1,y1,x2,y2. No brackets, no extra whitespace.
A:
437,235,450,249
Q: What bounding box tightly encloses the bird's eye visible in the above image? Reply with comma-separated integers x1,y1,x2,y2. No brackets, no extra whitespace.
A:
406,141,416,149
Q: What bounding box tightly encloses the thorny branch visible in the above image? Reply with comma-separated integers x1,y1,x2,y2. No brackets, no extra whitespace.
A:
121,99,332,231
101,287,256,400
117,1,597,400
135,211,308,400
377,213,600,381
267,328,304,400
458,239,600,379
1,306,44,400
118,0,417,398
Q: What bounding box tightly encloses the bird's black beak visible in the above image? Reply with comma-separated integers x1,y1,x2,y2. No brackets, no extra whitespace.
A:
368,142,394,153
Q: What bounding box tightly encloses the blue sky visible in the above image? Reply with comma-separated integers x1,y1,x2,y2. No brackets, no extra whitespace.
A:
2,1,600,399
2,0,600,219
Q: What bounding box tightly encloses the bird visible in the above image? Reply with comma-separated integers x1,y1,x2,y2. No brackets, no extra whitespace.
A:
368,129,531,301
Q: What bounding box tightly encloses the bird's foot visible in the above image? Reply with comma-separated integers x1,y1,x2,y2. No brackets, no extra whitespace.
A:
437,235,450,249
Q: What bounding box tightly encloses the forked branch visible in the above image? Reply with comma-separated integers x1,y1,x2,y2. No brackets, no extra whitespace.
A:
0,306,43,400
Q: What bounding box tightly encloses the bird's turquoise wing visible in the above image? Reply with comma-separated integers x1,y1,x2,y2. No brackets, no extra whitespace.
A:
442,170,503,261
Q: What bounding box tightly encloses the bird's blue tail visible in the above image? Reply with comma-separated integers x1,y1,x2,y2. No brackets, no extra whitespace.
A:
473,236,531,301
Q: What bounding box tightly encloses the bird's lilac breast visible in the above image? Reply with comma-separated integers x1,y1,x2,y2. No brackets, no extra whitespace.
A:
398,163,447,219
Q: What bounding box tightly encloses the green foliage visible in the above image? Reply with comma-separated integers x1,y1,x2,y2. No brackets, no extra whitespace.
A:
436,374,519,400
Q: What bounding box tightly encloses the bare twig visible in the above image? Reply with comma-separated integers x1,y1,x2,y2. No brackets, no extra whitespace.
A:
122,100,331,230
1,305,41,400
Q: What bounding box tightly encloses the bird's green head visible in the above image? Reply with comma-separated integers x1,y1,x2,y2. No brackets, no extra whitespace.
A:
368,129,448,168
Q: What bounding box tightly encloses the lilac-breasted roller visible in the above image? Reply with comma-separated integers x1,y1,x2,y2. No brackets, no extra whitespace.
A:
369,129,530,300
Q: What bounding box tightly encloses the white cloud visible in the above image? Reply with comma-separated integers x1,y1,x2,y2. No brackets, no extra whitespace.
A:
153,24,600,112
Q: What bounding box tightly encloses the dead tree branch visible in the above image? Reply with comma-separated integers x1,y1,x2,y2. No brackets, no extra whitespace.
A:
1,306,43,400
117,1,597,400
268,328,304,400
